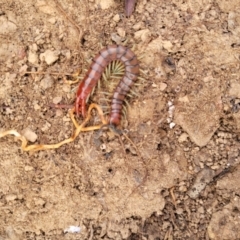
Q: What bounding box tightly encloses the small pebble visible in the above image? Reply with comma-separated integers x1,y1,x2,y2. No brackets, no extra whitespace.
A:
40,49,59,65
41,122,51,132
28,50,39,65
159,82,167,91
62,84,71,93
33,103,41,110
117,27,125,38
48,17,56,24
40,75,54,89
5,194,17,202
132,22,142,31
176,208,184,214
22,128,38,142
52,96,62,104
63,116,70,122
113,14,120,22
178,133,189,143
24,166,34,171
134,29,151,42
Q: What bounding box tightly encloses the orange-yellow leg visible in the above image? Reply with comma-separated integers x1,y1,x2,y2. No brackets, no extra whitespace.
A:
0,103,108,152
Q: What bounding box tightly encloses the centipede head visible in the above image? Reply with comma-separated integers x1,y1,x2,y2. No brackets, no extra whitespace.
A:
75,96,86,117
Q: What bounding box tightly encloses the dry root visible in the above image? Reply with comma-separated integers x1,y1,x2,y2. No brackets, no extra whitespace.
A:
0,103,107,152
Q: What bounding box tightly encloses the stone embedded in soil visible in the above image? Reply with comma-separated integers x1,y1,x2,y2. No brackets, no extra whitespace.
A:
208,197,240,239
113,14,120,22
35,0,57,15
28,50,39,65
218,0,240,12
52,96,62,104
40,75,54,89
134,29,151,42
95,0,116,10
24,166,34,171
162,40,173,52
178,133,189,143
128,97,165,123
229,80,240,98
175,81,222,147
159,82,167,91
187,167,215,199
140,37,166,68
117,27,125,38
0,16,17,34
233,112,240,130
40,49,59,65
216,164,240,195
5,194,17,202
22,128,38,142
19,65,28,76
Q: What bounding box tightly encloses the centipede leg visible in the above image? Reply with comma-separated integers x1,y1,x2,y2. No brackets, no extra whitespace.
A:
0,103,108,152
70,103,108,130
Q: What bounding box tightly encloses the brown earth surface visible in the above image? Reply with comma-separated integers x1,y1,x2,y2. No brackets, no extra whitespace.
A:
1,0,240,239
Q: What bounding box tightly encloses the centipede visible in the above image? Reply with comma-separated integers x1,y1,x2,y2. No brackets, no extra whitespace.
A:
75,45,139,126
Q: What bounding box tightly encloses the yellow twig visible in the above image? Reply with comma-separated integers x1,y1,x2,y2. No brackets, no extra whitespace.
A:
0,104,107,152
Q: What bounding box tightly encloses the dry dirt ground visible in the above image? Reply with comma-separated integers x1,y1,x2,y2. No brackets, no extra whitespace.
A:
1,0,240,239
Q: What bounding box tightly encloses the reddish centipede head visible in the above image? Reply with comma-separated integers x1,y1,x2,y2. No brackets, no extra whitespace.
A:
75,96,87,117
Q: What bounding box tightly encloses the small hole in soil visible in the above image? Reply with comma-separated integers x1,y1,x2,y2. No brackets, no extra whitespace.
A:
125,148,130,154
157,143,162,150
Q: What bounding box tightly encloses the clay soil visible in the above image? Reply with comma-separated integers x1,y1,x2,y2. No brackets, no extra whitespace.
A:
1,0,240,239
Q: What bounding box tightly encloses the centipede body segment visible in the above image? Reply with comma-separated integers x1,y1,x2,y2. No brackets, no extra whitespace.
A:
75,45,139,126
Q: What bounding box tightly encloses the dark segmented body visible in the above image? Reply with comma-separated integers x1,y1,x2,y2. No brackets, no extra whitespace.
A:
75,45,139,125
